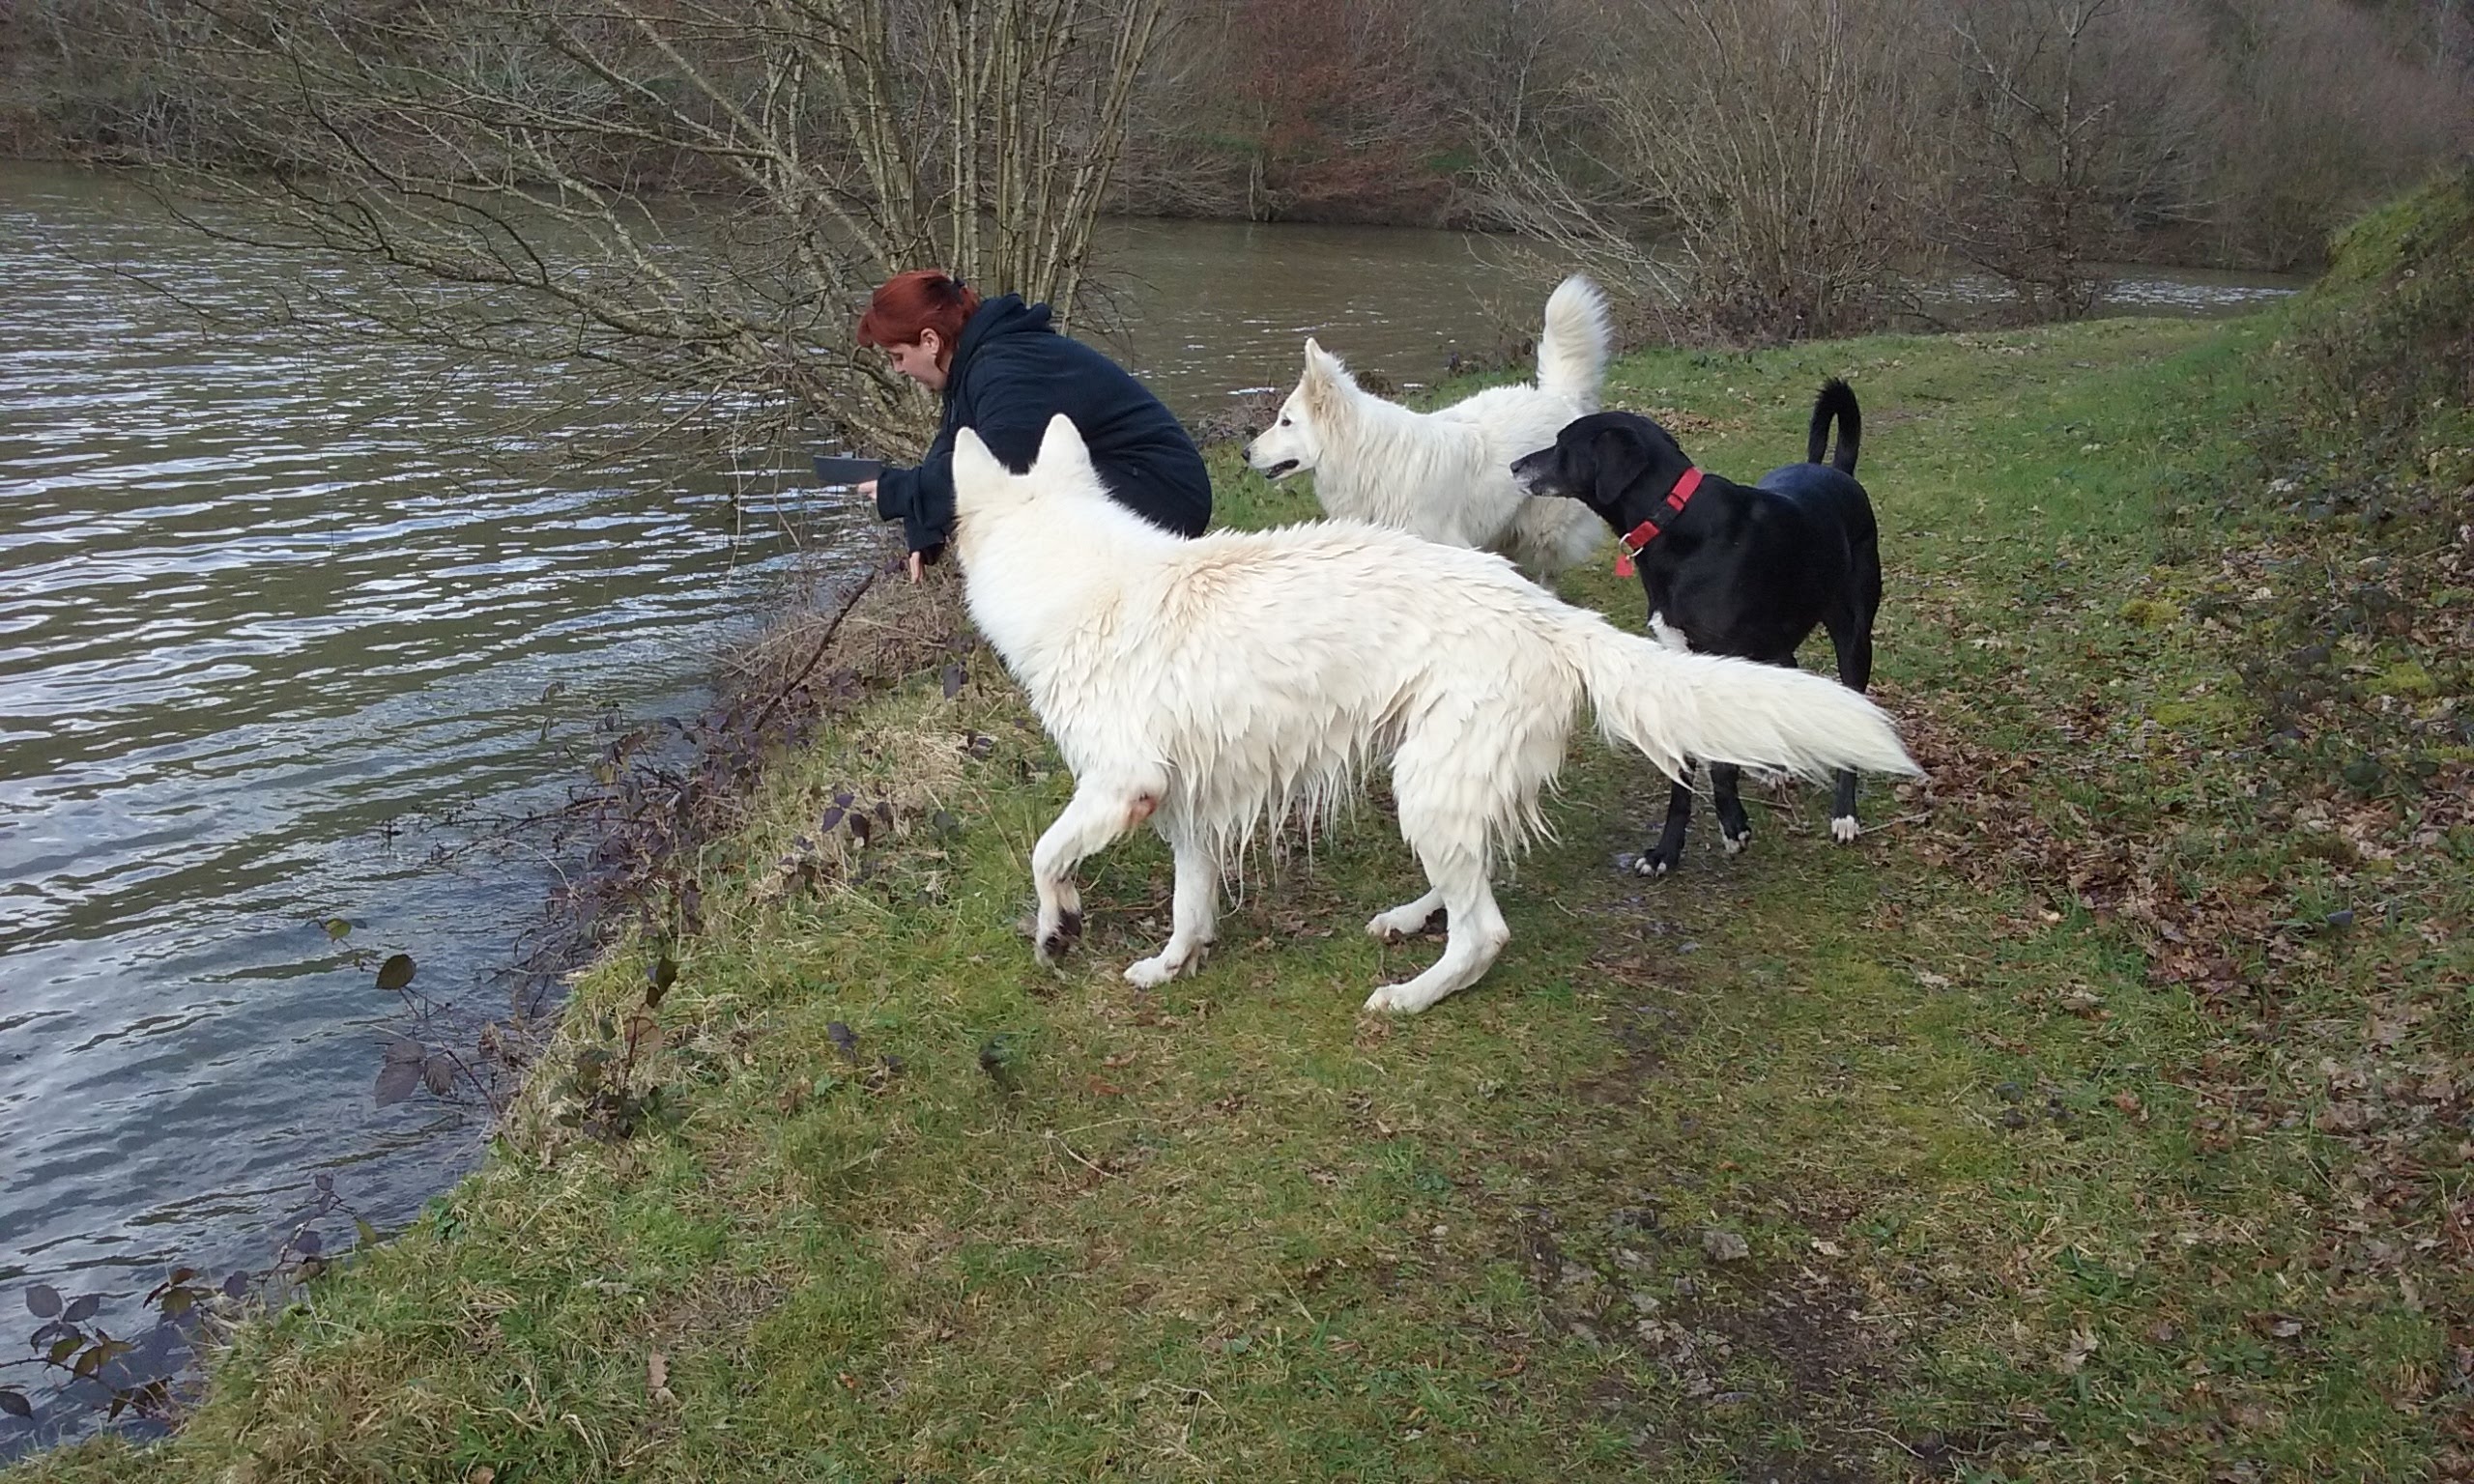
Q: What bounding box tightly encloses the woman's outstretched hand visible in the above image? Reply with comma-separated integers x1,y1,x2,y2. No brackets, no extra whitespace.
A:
852,478,922,583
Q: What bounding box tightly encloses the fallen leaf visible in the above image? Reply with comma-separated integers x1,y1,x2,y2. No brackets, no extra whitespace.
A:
647,1348,676,1406
2057,1326,2100,1375
2315,1101,2371,1134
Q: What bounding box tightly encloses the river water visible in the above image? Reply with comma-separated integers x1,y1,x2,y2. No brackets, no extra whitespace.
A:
0,162,2298,1447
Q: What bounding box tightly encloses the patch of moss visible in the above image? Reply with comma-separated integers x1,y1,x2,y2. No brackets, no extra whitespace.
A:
2368,657,2438,699
2116,596,2182,629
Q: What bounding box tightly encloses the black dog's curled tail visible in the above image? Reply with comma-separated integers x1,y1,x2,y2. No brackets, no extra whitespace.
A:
1806,378,1861,475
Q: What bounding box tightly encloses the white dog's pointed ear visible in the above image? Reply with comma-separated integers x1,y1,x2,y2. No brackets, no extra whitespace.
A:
1300,338,1349,414
1303,337,1353,388
1034,414,1093,478
952,425,1004,493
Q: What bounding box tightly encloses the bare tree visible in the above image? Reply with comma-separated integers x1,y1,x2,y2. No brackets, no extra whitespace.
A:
105,0,1168,457
1454,0,1679,304
1937,0,2217,319
1466,0,1941,342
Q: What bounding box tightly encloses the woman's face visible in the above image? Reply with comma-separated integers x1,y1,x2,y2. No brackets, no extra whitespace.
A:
885,328,948,391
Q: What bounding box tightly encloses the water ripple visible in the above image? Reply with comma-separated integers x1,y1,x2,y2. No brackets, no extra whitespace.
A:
1,162,864,1450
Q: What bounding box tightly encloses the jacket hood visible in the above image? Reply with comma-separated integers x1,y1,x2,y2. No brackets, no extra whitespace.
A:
952,295,1053,379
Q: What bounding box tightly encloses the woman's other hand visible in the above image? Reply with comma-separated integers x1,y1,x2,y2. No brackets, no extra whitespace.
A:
852,477,921,581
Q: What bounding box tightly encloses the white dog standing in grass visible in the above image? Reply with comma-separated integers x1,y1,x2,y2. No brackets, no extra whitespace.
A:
1244,274,1613,577
950,415,1920,1014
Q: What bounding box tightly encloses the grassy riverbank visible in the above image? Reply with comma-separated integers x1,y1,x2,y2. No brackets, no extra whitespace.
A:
12,177,2470,1483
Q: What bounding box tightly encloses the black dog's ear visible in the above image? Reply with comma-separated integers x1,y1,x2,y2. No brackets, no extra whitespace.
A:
1567,422,1651,503
1604,416,1692,490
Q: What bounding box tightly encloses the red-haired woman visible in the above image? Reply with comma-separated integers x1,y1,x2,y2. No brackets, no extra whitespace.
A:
856,270,1211,580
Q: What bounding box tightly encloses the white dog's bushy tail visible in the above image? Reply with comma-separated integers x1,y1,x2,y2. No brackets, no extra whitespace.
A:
1559,614,1920,784
1536,275,1613,409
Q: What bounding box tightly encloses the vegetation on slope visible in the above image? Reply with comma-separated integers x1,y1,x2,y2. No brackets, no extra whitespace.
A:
8,174,2472,1483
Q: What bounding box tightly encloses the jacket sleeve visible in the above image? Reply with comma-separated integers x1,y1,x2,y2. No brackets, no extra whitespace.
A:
871,363,1054,560
874,422,957,560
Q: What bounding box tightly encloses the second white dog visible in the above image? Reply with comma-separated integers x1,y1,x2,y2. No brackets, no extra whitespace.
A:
953,414,1919,1013
1244,275,1614,578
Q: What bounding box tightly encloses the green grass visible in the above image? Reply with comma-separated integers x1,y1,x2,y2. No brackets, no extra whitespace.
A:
11,226,2471,1481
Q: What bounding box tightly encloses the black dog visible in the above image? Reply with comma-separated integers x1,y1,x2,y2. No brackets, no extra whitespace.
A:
1510,381,1882,875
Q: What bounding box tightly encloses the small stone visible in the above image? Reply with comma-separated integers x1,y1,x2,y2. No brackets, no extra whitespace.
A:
1701,1229,1750,1263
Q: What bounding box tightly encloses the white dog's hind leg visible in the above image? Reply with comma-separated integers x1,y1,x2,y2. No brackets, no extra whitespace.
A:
1364,856,1508,1014
1363,721,1538,1013
1366,886,1445,942
1031,778,1162,964
1127,830,1221,987
1364,782,1511,1014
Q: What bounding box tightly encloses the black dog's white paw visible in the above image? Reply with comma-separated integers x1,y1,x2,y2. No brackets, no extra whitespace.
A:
1829,815,1859,843
1720,829,1751,856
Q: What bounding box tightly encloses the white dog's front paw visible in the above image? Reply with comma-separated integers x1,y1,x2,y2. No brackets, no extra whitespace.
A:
1124,943,1203,987
1363,980,1448,1014
1829,814,1860,844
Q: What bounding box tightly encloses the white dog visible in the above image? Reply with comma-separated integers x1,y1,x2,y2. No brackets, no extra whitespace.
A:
1244,275,1613,577
950,415,1919,1014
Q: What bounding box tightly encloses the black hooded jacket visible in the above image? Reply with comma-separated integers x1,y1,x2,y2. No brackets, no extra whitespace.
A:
872,295,1212,557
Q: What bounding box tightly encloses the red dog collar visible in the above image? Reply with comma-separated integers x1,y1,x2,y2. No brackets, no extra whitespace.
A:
1614,466,1702,577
